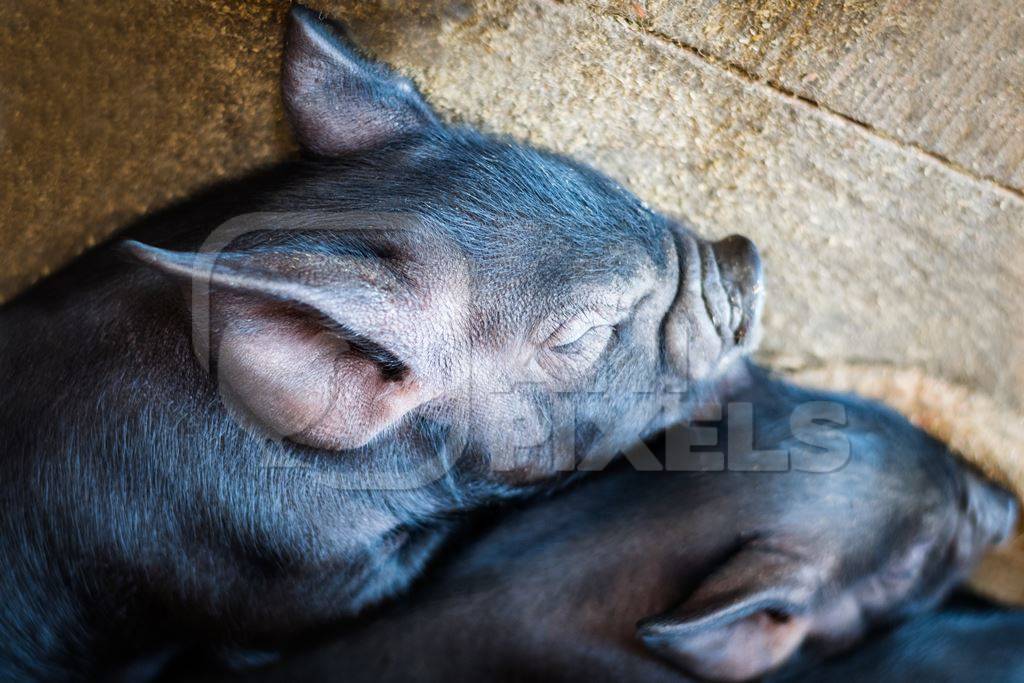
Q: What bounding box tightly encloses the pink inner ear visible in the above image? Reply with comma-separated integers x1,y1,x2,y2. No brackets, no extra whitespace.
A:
214,301,427,451
648,611,811,682
282,6,437,157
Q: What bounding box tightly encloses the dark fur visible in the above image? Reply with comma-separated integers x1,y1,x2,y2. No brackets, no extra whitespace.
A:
0,8,737,679
774,595,1024,682
1,8,1010,682
173,367,1016,682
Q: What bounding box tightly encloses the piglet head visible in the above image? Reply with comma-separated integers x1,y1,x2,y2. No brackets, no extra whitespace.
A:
123,6,764,491
638,432,1018,682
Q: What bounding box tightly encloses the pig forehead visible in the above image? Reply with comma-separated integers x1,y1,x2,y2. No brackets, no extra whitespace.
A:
460,244,659,301
428,132,671,258
263,131,676,295
274,130,673,264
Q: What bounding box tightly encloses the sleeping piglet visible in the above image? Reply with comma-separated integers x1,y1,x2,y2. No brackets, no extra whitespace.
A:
0,6,764,679
192,364,1017,682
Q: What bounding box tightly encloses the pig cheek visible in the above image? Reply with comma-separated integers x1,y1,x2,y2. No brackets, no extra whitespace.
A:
664,312,725,382
472,391,553,478
806,593,869,655
833,537,939,633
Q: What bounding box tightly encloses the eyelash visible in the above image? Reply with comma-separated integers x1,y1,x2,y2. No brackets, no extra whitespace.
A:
551,323,619,356
536,314,630,383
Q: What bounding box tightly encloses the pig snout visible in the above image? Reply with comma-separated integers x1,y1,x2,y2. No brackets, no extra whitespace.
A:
664,232,765,380
962,469,1019,549
711,235,764,347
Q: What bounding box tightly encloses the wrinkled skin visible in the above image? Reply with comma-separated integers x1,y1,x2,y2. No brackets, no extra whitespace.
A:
187,365,1017,683
0,7,764,680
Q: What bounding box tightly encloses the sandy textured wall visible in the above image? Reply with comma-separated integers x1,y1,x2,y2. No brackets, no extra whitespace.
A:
2,1,1022,578
2,0,1022,407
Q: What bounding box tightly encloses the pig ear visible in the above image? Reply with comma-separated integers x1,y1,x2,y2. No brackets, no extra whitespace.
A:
282,5,439,156
637,546,820,682
123,240,433,451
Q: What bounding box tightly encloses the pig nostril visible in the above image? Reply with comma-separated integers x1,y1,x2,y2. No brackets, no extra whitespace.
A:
710,235,762,281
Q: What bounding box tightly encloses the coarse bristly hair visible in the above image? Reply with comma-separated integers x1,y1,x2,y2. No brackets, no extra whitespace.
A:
0,6,757,680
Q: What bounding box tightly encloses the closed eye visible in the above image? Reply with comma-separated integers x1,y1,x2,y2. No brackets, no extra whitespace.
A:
551,292,647,356
551,324,615,356
536,294,643,381
538,316,620,382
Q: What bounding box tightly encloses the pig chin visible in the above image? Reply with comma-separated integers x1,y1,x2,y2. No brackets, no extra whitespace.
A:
664,232,765,381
